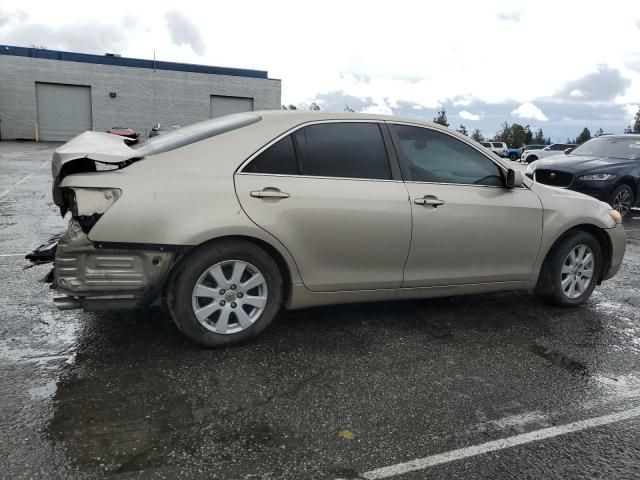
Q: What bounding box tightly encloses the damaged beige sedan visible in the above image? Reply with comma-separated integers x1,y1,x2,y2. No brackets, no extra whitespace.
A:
41,111,626,347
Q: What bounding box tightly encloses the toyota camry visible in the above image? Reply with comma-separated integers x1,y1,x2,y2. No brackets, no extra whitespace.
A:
42,111,626,347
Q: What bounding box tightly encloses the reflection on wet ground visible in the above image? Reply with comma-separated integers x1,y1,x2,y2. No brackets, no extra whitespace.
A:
2,143,640,479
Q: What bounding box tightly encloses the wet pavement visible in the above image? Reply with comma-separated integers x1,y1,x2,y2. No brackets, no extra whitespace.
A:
1,141,640,479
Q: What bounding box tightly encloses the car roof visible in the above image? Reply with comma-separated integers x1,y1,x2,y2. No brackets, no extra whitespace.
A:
255,110,444,128
596,134,640,139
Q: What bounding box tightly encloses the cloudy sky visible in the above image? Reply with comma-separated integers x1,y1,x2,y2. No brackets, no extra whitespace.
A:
1,0,639,141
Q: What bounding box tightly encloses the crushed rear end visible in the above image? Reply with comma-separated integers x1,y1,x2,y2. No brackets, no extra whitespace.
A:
29,131,176,311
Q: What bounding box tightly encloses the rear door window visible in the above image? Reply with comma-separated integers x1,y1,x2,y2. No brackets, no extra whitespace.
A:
299,123,391,180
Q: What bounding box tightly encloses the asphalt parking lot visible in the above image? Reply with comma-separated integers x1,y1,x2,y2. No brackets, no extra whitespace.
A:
2,142,640,479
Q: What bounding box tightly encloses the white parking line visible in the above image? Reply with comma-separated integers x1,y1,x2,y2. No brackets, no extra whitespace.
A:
0,254,26,257
358,405,640,479
0,172,34,199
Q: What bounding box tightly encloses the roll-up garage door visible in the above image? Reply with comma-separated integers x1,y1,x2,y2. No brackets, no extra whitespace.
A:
36,83,92,141
210,95,254,118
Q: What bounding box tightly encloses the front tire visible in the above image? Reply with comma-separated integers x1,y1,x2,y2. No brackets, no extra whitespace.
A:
509,153,518,161
168,240,283,347
535,230,602,307
526,155,538,163
609,184,634,218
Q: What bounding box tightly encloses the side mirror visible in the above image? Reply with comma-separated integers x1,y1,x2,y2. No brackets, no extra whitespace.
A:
564,147,573,154
505,168,524,188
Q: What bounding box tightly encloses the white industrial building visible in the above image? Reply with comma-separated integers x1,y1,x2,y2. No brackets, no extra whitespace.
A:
0,45,281,141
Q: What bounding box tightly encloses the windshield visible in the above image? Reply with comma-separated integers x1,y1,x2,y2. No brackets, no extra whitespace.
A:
571,136,640,160
134,113,260,155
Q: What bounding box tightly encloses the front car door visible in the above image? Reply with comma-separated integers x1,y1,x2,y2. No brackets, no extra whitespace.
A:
235,121,411,292
388,123,543,287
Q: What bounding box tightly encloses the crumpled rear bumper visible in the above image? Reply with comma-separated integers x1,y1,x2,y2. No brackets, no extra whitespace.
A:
53,220,175,310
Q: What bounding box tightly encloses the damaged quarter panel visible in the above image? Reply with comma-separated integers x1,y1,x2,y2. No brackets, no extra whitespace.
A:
56,114,305,286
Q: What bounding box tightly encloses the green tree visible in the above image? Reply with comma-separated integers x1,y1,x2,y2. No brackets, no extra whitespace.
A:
545,137,552,145
575,127,591,144
595,128,604,137
309,102,321,111
495,122,528,147
471,128,484,142
456,125,468,136
433,109,449,127
532,128,545,144
281,104,298,110
495,122,511,144
524,125,533,144
633,106,640,133
344,105,355,112
624,126,633,134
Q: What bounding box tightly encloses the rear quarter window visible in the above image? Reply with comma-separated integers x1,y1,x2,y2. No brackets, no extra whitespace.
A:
243,135,299,175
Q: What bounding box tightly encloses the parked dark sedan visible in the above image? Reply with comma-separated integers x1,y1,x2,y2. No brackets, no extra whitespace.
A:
526,135,640,217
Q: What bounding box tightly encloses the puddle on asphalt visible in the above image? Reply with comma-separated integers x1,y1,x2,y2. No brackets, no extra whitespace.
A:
0,314,80,366
29,380,57,399
529,343,588,373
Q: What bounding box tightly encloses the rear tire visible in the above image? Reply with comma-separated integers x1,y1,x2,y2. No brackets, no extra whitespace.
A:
509,153,518,161
526,155,538,163
167,240,283,347
535,230,602,307
609,184,634,219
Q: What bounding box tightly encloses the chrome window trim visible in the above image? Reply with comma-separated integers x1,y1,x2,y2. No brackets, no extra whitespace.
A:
236,119,398,181
235,171,402,183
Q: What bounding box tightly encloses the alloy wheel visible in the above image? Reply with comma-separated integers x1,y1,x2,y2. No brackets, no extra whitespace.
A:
191,260,268,334
612,188,632,216
560,244,594,299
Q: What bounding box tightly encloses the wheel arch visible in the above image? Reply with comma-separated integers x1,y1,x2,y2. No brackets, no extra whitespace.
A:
615,177,638,204
163,235,295,308
541,224,612,285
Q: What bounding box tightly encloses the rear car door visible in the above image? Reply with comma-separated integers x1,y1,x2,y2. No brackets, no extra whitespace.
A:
388,123,543,287
235,121,411,292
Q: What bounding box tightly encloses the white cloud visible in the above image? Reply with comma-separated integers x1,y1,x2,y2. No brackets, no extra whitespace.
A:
511,103,549,122
360,101,393,115
624,104,639,121
459,110,480,121
569,89,584,98
1,0,639,137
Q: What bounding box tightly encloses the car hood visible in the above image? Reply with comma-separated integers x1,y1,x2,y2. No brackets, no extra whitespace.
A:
531,154,634,173
52,131,143,207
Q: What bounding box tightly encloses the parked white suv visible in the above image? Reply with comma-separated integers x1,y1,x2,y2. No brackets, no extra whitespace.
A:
481,141,508,157
522,143,576,163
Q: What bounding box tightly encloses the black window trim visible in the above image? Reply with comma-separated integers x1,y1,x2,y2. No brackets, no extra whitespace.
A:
385,121,514,189
238,120,403,182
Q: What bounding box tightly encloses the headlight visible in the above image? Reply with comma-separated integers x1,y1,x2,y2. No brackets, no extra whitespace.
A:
579,173,616,181
609,209,622,225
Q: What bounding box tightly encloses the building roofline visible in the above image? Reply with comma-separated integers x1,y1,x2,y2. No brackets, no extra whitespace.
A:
0,44,270,79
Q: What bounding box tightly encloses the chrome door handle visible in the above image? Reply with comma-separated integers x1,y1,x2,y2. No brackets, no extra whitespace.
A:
414,197,445,207
250,189,290,199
